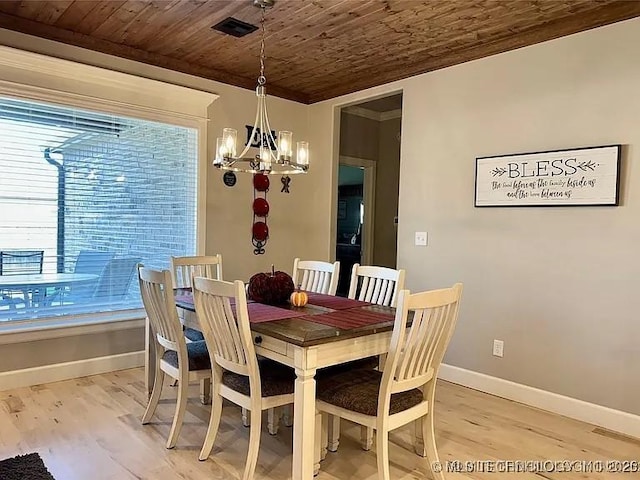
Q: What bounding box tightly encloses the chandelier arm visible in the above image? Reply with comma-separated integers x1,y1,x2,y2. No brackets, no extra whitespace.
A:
262,95,279,162
258,94,267,150
260,96,277,169
238,97,262,159
261,95,267,140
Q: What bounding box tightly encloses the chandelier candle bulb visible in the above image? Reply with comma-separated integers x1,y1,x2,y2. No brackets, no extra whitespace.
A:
278,131,292,162
215,137,228,164
222,128,237,158
297,141,309,167
260,146,272,172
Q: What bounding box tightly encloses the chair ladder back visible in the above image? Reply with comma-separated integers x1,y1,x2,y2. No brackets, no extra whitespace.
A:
138,267,183,352
292,258,340,295
385,284,463,395
301,269,325,293
193,277,254,377
349,264,406,307
394,304,447,387
363,277,390,306
171,255,223,288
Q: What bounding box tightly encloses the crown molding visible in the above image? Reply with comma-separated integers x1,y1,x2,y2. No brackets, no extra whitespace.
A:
342,105,402,122
379,109,402,121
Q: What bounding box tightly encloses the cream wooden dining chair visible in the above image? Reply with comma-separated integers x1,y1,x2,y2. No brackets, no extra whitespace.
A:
292,258,340,295
138,266,212,449
193,277,295,480
337,263,407,449
171,254,223,288
348,263,406,307
316,283,463,480
171,254,223,342
172,255,281,433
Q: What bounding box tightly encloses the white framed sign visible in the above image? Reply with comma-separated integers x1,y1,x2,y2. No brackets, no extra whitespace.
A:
475,145,621,207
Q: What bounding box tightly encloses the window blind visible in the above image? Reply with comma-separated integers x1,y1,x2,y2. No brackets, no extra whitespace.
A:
0,96,198,322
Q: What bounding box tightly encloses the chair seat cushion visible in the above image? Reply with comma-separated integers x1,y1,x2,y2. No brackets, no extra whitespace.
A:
316,369,423,416
222,359,295,397
162,340,211,371
184,327,204,342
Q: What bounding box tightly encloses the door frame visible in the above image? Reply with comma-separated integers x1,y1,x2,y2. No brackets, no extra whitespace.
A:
338,155,376,265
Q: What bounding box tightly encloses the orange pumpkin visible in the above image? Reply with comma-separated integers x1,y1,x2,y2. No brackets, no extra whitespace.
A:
290,290,308,307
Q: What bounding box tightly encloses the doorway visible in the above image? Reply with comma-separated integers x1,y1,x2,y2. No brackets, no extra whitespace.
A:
335,93,402,295
336,163,367,295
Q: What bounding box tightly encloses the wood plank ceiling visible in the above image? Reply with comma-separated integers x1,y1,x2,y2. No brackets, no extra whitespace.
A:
0,1,638,104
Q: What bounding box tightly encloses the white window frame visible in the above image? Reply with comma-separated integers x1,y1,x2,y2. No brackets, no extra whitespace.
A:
0,46,217,341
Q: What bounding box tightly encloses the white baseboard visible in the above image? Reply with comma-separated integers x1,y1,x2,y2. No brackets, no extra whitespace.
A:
0,351,144,391
438,363,640,439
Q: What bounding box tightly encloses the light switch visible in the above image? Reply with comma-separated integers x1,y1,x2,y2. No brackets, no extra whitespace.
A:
415,231,428,246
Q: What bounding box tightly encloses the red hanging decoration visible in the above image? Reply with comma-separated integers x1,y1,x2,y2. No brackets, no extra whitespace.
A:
253,173,270,192
252,197,270,217
252,221,269,242
252,174,270,254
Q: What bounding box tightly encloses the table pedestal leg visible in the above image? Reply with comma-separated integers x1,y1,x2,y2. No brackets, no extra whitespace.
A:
293,367,316,480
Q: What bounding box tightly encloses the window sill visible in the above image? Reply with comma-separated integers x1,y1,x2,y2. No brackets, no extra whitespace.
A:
0,309,146,345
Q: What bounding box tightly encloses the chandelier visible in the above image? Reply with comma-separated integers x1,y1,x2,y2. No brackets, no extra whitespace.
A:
213,0,309,175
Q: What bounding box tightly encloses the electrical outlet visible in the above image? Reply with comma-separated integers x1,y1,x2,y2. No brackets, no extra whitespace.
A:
415,231,428,246
493,339,504,357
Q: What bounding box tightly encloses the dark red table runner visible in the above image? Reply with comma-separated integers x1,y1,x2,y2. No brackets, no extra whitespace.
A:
305,292,371,310
176,289,391,328
177,290,370,313
175,291,304,324
244,302,306,323
299,307,395,330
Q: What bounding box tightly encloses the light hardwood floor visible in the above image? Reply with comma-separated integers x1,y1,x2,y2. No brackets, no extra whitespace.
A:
1,368,639,479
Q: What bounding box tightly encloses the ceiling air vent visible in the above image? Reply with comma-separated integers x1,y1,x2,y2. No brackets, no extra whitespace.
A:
212,17,258,37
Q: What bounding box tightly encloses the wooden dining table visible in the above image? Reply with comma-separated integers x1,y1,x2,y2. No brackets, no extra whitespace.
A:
145,290,398,480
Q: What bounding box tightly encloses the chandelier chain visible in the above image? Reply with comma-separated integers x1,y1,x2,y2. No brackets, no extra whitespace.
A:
258,6,266,86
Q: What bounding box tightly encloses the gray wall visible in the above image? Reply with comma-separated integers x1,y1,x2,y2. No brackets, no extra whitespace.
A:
310,18,640,417
394,20,640,415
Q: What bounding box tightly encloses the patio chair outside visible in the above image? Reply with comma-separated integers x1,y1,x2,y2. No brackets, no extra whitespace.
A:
92,257,141,303
57,250,114,304
0,250,44,311
0,250,44,275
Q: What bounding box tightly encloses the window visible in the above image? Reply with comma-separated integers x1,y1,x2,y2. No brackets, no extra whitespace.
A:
0,96,198,324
